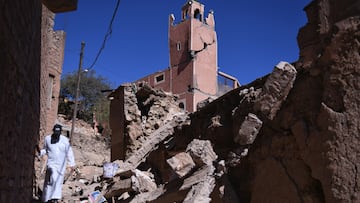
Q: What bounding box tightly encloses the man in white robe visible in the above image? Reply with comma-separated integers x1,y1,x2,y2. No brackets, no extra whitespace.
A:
39,124,76,203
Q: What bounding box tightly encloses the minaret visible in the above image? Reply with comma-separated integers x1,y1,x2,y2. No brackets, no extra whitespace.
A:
168,0,217,112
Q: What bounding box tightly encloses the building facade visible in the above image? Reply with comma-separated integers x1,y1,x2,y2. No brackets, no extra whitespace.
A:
136,0,239,112
0,1,76,201
40,6,67,141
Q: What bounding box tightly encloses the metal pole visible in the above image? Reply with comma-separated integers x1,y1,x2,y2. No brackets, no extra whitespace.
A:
70,41,85,143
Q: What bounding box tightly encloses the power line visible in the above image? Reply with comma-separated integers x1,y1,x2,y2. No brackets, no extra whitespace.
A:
87,0,121,71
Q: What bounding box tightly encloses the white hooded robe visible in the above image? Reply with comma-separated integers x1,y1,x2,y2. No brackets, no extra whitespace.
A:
40,134,75,202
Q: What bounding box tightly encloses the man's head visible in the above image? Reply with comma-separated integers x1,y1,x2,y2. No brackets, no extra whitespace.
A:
53,124,62,133
51,124,62,144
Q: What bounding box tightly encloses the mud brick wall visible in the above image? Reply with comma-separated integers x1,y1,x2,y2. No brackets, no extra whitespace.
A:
0,0,42,202
40,5,66,140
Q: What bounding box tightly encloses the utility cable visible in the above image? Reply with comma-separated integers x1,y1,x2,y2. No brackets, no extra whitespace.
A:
87,0,121,71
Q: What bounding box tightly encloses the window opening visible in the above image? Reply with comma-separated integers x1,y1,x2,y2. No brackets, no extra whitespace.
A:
183,9,189,20
47,74,55,108
155,73,165,84
177,42,181,51
217,74,235,95
194,9,201,21
179,102,185,109
178,99,186,110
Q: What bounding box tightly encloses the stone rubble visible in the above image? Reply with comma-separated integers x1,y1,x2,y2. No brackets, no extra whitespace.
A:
254,61,297,120
166,152,195,178
234,113,262,145
85,58,298,202
34,1,360,201
34,57,303,203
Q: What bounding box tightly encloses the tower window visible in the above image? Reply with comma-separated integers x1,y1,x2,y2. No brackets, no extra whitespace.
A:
183,9,189,20
194,9,202,21
177,42,181,51
155,73,165,84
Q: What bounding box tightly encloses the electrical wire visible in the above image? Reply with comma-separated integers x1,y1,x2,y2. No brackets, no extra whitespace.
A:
87,0,121,71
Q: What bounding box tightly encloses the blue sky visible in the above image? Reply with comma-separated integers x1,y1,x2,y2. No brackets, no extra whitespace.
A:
55,0,311,88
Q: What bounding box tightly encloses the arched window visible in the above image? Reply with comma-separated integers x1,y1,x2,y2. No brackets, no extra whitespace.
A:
183,9,189,20
194,9,201,21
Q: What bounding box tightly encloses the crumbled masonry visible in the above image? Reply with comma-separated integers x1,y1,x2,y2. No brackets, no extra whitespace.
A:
101,59,297,201
234,113,262,145
166,152,195,178
254,61,297,120
103,4,360,200
41,1,360,202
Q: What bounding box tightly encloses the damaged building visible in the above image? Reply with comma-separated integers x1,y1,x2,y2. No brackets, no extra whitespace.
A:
135,0,240,113
2,0,356,202
0,0,77,202
106,0,360,202
40,4,68,141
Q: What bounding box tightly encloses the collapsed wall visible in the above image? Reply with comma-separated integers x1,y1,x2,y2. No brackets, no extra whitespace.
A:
109,82,186,161
107,0,359,202
106,62,298,202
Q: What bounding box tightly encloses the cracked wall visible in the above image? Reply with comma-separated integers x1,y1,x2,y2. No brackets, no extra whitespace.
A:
107,0,359,202
191,21,218,109
135,1,237,113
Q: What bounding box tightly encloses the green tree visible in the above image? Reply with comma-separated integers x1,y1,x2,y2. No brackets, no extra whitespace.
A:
58,69,112,129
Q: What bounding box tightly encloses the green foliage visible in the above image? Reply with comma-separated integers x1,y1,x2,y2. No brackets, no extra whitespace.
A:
58,69,112,128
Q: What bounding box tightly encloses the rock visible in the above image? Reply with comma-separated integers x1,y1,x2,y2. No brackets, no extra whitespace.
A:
183,176,216,203
128,186,165,203
131,169,157,193
234,113,263,145
215,160,226,177
186,139,218,166
166,152,195,178
104,178,132,198
254,61,297,120
180,165,215,190
226,151,241,167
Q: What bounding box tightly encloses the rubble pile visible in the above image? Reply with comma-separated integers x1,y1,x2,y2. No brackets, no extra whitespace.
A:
170,0,359,202
57,114,98,136
98,62,297,202
64,130,110,197
103,1,360,200
117,83,186,160
103,139,220,203
35,0,359,202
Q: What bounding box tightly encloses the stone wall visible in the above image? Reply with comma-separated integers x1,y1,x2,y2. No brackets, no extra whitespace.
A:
40,5,66,142
0,0,42,201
